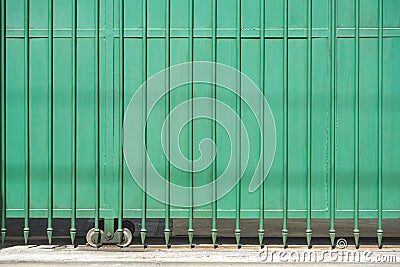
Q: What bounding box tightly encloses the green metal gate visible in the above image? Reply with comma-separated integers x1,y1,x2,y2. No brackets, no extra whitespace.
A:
1,0,400,248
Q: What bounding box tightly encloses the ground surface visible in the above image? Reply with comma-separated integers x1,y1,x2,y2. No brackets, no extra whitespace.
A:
0,244,399,266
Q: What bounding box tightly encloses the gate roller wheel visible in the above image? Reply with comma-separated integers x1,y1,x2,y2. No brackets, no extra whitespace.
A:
117,228,133,247
86,228,104,247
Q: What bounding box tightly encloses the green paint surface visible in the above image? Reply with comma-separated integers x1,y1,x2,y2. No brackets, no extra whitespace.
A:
1,0,400,240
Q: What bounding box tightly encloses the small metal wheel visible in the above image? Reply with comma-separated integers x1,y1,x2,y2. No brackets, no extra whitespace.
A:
86,228,104,247
117,228,133,247
122,220,136,235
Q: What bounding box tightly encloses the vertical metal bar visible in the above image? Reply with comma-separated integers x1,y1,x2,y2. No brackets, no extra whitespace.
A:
211,0,217,248
116,0,124,243
377,0,383,249
235,0,242,247
47,0,54,246
329,0,337,248
187,0,194,247
353,0,360,249
0,0,6,245
93,0,100,244
164,0,171,247
140,0,147,246
258,0,265,248
23,0,30,245
306,0,312,249
70,0,77,246
281,0,288,248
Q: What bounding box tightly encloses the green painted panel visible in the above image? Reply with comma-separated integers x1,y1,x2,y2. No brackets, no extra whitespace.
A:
76,38,95,210
336,38,356,212
5,39,25,211
123,38,143,215
264,39,283,211
382,37,400,211
29,38,48,210
53,38,72,210
5,0,24,29
287,39,308,212
1,0,399,245
359,38,379,211
193,37,213,216
310,38,329,212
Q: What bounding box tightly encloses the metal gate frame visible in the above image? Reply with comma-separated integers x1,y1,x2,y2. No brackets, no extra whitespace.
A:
1,0,400,248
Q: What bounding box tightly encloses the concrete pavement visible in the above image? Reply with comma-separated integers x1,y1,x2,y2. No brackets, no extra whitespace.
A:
0,244,399,266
